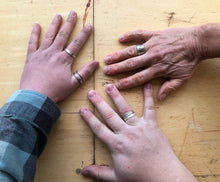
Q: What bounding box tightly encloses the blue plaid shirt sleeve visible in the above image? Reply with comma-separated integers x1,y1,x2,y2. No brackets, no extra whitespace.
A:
0,90,61,182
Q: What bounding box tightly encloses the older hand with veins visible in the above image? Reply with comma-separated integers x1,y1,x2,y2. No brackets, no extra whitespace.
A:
20,10,98,103
104,26,204,100
80,83,198,182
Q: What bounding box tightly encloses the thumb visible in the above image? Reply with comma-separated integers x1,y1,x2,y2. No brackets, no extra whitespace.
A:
158,79,185,101
82,165,116,181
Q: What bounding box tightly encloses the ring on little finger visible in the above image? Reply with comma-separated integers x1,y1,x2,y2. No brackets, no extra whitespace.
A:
65,48,76,58
123,110,136,122
73,71,84,84
136,44,146,56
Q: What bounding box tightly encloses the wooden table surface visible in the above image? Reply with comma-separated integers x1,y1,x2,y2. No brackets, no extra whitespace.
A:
0,0,220,181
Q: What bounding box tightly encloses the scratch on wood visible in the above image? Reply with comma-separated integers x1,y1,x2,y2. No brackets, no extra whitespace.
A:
165,12,195,27
204,163,217,179
178,120,189,158
195,174,220,178
102,78,114,86
168,12,175,27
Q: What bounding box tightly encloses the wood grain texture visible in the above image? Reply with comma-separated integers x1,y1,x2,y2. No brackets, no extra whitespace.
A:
0,0,219,182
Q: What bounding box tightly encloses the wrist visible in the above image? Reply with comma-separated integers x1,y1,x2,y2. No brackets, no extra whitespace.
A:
140,153,198,182
196,23,220,60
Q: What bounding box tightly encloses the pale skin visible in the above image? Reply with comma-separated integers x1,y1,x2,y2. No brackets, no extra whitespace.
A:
20,10,99,103
20,12,219,181
80,84,198,182
104,23,220,100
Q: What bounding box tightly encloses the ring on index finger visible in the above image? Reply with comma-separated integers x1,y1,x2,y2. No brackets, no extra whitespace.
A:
136,44,146,56
123,110,136,122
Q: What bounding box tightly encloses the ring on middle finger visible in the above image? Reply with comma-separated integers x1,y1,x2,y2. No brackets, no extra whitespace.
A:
123,110,136,122
136,44,146,56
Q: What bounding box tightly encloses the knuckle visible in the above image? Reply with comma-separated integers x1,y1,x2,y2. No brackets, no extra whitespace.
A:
93,123,104,132
73,38,83,48
152,48,164,60
103,111,115,121
126,59,135,70
119,106,131,116
127,47,136,56
135,29,144,36
45,32,55,40
58,30,69,39
153,64,168,76
113,51,121,60
133,74,145,85
144,105,154,111
113,139,124,153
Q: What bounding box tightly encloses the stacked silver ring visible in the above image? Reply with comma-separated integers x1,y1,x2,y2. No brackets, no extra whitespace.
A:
73,71,84,84
136,44,146,56
123,110,136,122
65,48,76,58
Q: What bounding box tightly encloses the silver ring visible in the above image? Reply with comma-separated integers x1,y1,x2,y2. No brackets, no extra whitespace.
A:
73,71,84,84
65,48,76,58
123,110,136,122
136,44,146,56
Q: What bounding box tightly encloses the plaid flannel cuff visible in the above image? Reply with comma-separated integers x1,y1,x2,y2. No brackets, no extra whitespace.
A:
0,90,61,154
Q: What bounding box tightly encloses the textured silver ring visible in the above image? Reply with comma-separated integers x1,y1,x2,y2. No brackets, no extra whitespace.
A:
73,71,84,84
65,48,76,58
136,44,146,56
123,110,136,122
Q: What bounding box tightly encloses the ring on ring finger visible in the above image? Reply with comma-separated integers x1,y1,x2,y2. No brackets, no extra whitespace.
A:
73,71,84,84
65,48,76,58
136,44,146,56
123,110,136,122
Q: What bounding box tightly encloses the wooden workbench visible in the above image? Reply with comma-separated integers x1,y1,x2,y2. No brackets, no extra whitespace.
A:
0,0,220,181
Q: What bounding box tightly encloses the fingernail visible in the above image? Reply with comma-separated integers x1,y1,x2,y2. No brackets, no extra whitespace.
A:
119,35,124,41
104,56,112,63
88,90,96,98
160,93,166,101
104,67,110,74
85,23,92,29
55,13,60,19
80,107,88,114
116,81,121,89
82,170,89,176
69,10,76,17
106,84,114,92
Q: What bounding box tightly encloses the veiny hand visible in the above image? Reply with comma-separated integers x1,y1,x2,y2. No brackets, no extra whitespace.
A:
104,27,203,100
80,84,197,182
20,10,98,102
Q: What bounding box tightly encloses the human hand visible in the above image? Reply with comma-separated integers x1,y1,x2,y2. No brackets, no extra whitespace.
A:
80,84,197,182
104,27,203,100
20,10,98,103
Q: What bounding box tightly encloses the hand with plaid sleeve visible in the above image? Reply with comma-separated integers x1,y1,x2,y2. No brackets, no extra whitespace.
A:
0,10,98,182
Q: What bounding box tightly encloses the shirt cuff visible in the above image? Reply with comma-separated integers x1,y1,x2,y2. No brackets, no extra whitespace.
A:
0,90,61,154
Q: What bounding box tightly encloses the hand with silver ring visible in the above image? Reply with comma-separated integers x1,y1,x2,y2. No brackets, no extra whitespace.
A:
80,83,197,182
104,27,205,100
20,10,99,103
